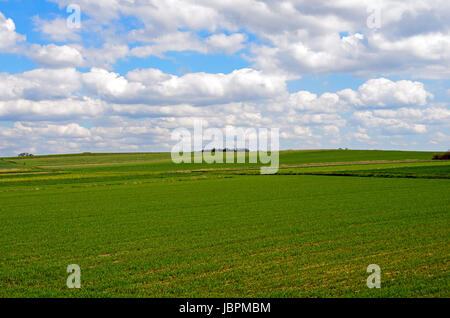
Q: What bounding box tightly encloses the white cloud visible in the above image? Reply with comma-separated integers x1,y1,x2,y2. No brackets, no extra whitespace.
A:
83,67,287,105
352,111,429,134
1,0,450,155
372,107,450,124
323,125,340,136
48,0,123,23
244,1,450,78
294,125,313,137
352,132,371,142
33,16,81,42
0,63,444,156
371,32,450,62
130,31,205,58
130,32,247,58
288,91,347,113
42,1,450,78
338,78,433,107
205,33,247,54
0,97,105,121
27,44,85,68
0,11,25,52
13,122,91,138
0,68,81,101
81,42,129,69
283,78,433,115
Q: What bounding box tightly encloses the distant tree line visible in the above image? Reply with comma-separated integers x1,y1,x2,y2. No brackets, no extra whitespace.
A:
432,151,450,160
18,153,33,157
202,148,250,153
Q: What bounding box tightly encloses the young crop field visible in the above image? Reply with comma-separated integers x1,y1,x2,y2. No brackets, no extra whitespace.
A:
0,150,449,297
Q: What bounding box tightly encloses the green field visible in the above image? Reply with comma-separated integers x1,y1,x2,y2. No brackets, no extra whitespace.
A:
0,150,449,297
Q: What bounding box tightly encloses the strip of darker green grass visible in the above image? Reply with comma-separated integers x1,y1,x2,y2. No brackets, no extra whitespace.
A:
280,163,450,179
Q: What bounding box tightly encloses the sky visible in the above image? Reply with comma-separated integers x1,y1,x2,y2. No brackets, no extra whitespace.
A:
0,0,449,156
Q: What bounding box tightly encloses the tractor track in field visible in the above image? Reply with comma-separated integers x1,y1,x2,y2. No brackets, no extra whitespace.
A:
0,168,22,172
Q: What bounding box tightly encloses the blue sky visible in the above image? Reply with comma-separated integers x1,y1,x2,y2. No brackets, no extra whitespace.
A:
0,0,449,156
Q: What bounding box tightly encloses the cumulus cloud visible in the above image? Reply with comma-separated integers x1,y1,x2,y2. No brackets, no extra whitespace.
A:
352,111,428,134
351,126,372,143
83,67,287,105
205,33,248,54
130,31,247,58
81,42,129,69
33,16,81,42
373,107,450,124
283,78,433,115
243,1,450,78
130,31,206,58
27,44,85,68
0,11,25,52
294,125,313,137
1,64,444,155
338,78,434,107
0,68,82,101
13,122,91,138
1,1,449,155
0,97,105,121
14,1,450,77
288,91,347,113
251,30,450,78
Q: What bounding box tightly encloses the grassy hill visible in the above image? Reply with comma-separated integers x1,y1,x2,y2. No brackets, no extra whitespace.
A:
0,159,19,169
